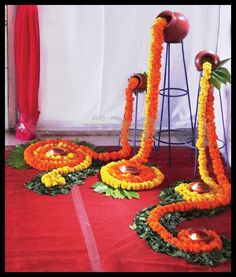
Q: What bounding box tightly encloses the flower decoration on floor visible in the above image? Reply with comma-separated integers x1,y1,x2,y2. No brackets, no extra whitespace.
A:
131,58,231,266
97,17,167,195
7,71,141,194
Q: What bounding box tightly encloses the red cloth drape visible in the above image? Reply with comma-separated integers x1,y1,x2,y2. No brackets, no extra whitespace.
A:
14,5,40,140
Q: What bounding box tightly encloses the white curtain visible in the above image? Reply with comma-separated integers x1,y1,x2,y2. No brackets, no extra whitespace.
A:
37,5,231,163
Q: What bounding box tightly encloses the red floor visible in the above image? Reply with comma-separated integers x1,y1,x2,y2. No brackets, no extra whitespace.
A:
5,147,231,272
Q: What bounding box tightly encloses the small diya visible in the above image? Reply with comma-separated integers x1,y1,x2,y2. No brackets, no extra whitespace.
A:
48,148,68,156
188,181,211,194
186,228,212,243
119,165,139,175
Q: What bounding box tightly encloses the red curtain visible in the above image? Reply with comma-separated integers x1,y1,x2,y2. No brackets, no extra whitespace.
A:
14,5,40,140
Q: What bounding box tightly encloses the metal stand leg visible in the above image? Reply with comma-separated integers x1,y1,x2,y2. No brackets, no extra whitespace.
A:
167,44,171,165
155,41,195,167
218,89,229,168
156,43,169,151
133,93,139,154
181,41,195,147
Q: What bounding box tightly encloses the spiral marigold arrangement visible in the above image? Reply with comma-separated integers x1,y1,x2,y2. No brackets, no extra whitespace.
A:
23,76,140,187
138,62,231,260
100,17,167,191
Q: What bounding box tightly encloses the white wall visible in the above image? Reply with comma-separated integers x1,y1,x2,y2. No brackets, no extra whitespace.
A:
214,5,231,166
6,5,231,164
37,5,227,130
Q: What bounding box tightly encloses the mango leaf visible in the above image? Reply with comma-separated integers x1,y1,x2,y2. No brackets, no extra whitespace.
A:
126,191,140,199
213,67,231,83
7,144,31,169
210,76,221,91
212,71,227,84
123,190,134,199
94,184,108,193
91,182,105,189
114,189,126,199
91,182,140,199
216,58,231,68
105,187,114,197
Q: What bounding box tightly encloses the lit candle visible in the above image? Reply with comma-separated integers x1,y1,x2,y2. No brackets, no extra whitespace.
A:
119,165,139,175
186,228,212,243
48,148,68,156
189,182,211,194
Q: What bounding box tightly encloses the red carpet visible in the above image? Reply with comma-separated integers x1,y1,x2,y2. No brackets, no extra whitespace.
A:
5,149,91,272
5,146,231,272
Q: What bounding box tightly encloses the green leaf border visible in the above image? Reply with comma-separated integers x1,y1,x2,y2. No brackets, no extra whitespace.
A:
6,139,40,169
26,159,104,196
131,180,231,266
131,205,231,267
6,138,105,170
91,181,140,200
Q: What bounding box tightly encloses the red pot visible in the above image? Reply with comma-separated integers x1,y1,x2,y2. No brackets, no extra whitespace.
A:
195,50,220,71
156,10,189,43
130,73,147,92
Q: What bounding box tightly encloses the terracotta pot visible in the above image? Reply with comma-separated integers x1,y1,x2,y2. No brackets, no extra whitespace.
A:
156,10,189,43
130,73,147,92
195,50,220,71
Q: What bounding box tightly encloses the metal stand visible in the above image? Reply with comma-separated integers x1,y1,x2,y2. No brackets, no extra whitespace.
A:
190,72,229,178
154,41,195,165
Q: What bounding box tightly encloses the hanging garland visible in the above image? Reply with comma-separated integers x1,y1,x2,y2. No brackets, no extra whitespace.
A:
132,61,231,265
99,17,167,191
15,17,167,194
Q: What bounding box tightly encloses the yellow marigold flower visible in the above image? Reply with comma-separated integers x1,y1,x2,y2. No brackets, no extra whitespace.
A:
68,153,74,158
44,179,52,187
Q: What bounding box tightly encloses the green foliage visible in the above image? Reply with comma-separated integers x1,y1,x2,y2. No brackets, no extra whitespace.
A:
91,181,140,200
6,138,104,170
6,139,40,169
131,205,231,267
210,58,231,91
158,179,194,205
26,159,104,196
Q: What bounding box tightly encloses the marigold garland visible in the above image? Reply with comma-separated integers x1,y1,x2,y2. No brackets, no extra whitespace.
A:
23,77,140,187
101,160,164,191
145,61,231,255
24,139,91,171
23,18,167,190
100,17,167,191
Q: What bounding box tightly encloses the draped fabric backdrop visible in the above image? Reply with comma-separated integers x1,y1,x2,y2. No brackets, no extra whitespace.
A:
30,5,231,164
14,5,40,140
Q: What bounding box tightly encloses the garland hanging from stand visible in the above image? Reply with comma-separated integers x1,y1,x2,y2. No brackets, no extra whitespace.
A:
100,17,167,191
131,61,231,266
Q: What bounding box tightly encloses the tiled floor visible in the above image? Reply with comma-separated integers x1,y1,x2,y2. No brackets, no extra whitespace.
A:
5,131,120,146
5,128,194,147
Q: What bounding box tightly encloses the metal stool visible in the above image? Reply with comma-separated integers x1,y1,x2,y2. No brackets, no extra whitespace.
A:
154,41,195,165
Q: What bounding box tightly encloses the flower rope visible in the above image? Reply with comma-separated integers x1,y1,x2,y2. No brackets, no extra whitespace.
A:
23,77,139,187
146,62,231,254
100,17,167,191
